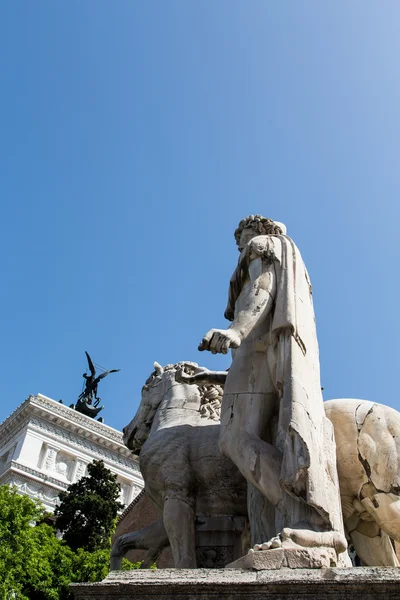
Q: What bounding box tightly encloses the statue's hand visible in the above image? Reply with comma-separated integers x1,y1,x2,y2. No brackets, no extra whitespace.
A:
175,366,211,385
199,329,242,354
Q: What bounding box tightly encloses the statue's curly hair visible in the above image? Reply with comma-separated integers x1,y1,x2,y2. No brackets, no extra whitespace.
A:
234,215,283,246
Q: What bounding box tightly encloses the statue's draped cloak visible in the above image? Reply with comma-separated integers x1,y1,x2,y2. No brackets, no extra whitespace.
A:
225,235,344,534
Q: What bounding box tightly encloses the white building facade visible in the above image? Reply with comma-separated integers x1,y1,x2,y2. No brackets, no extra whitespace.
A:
0,394,143,513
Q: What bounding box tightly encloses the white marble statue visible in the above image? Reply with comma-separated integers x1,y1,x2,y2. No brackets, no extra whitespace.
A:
196,215,347,565
112,360,400,568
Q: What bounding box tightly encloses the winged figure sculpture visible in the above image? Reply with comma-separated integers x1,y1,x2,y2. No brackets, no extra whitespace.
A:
72,351,120,419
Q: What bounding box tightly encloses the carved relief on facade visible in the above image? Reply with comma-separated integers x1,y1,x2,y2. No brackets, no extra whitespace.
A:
9,461,68,490
5,475,59,507
118,481,131,506
55,452,75,481
74,460,87,481
44,446,58,472
131,485,142,501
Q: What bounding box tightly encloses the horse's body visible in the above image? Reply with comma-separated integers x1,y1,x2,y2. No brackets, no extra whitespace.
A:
111,362,400,569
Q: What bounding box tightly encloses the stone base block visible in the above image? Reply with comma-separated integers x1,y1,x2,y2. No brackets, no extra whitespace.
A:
71,567,400,600
226,546,337,570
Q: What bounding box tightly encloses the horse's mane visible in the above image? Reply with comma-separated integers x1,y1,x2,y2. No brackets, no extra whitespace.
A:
198,384,223,421
147,362,224,421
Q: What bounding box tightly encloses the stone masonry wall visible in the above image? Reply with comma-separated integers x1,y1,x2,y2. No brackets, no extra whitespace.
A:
113,492,173,568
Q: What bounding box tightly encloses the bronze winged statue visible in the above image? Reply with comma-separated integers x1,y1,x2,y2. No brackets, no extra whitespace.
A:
71,351,120,420
81,351,120,405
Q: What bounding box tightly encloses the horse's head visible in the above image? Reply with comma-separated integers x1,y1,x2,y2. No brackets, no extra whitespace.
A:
123,361,200,454
123,361,166,453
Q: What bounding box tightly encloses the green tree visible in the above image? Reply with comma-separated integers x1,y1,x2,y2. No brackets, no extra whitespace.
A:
54,460,123,552
0,483,141,600
0,485,75,600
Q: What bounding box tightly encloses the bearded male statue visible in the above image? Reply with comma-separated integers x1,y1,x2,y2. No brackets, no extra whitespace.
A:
196,215,348,566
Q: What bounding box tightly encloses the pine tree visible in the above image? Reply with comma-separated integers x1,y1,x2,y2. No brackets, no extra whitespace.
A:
54,460,123,552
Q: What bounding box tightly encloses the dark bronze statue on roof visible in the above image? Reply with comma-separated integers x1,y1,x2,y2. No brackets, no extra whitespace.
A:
70,351,120,420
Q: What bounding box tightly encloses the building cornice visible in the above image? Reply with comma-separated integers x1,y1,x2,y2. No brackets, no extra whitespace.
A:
0,394,139,467
0,470,62,507
29,417,141,472
0,461,69,491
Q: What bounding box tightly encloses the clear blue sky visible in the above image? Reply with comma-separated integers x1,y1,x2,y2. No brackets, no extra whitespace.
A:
1,2,399,431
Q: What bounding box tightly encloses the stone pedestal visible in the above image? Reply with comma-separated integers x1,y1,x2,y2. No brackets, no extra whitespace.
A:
71,567,400,600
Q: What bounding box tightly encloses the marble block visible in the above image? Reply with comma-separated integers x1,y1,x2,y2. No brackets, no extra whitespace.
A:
226,546,337,570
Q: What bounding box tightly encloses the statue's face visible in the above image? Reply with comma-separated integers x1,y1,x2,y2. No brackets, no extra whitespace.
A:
238,227,257,252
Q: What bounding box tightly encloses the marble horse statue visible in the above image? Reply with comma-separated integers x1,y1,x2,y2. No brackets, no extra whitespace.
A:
111,361,247,569
111,361,400,569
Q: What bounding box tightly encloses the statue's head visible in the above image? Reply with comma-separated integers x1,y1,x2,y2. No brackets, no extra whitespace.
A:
234,215,287,251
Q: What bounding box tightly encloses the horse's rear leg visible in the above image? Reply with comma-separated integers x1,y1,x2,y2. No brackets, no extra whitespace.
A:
140,546,163,569
110,519,169,570
361,493,400,544
349,522,399,566
163,496,196,568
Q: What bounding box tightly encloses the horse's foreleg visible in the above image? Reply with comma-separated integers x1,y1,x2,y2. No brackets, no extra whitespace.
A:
110,519,169,570
163,496,196,568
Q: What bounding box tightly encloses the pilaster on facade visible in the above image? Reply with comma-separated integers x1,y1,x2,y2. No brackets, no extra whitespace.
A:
0,394,143,512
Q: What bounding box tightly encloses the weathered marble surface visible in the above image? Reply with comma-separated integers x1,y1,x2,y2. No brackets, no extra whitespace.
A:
71,568,400,600
325,399,400,567
227,546,337,570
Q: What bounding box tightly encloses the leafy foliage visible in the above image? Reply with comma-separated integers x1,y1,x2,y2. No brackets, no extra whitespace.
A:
0,485,75,600
0,484,142,600
54,460,123,552
69,549,142,582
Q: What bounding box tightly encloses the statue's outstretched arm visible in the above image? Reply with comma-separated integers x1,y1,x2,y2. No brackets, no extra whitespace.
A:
175,366,227,386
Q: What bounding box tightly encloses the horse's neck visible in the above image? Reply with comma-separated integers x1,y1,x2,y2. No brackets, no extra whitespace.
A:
150,375,204,434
